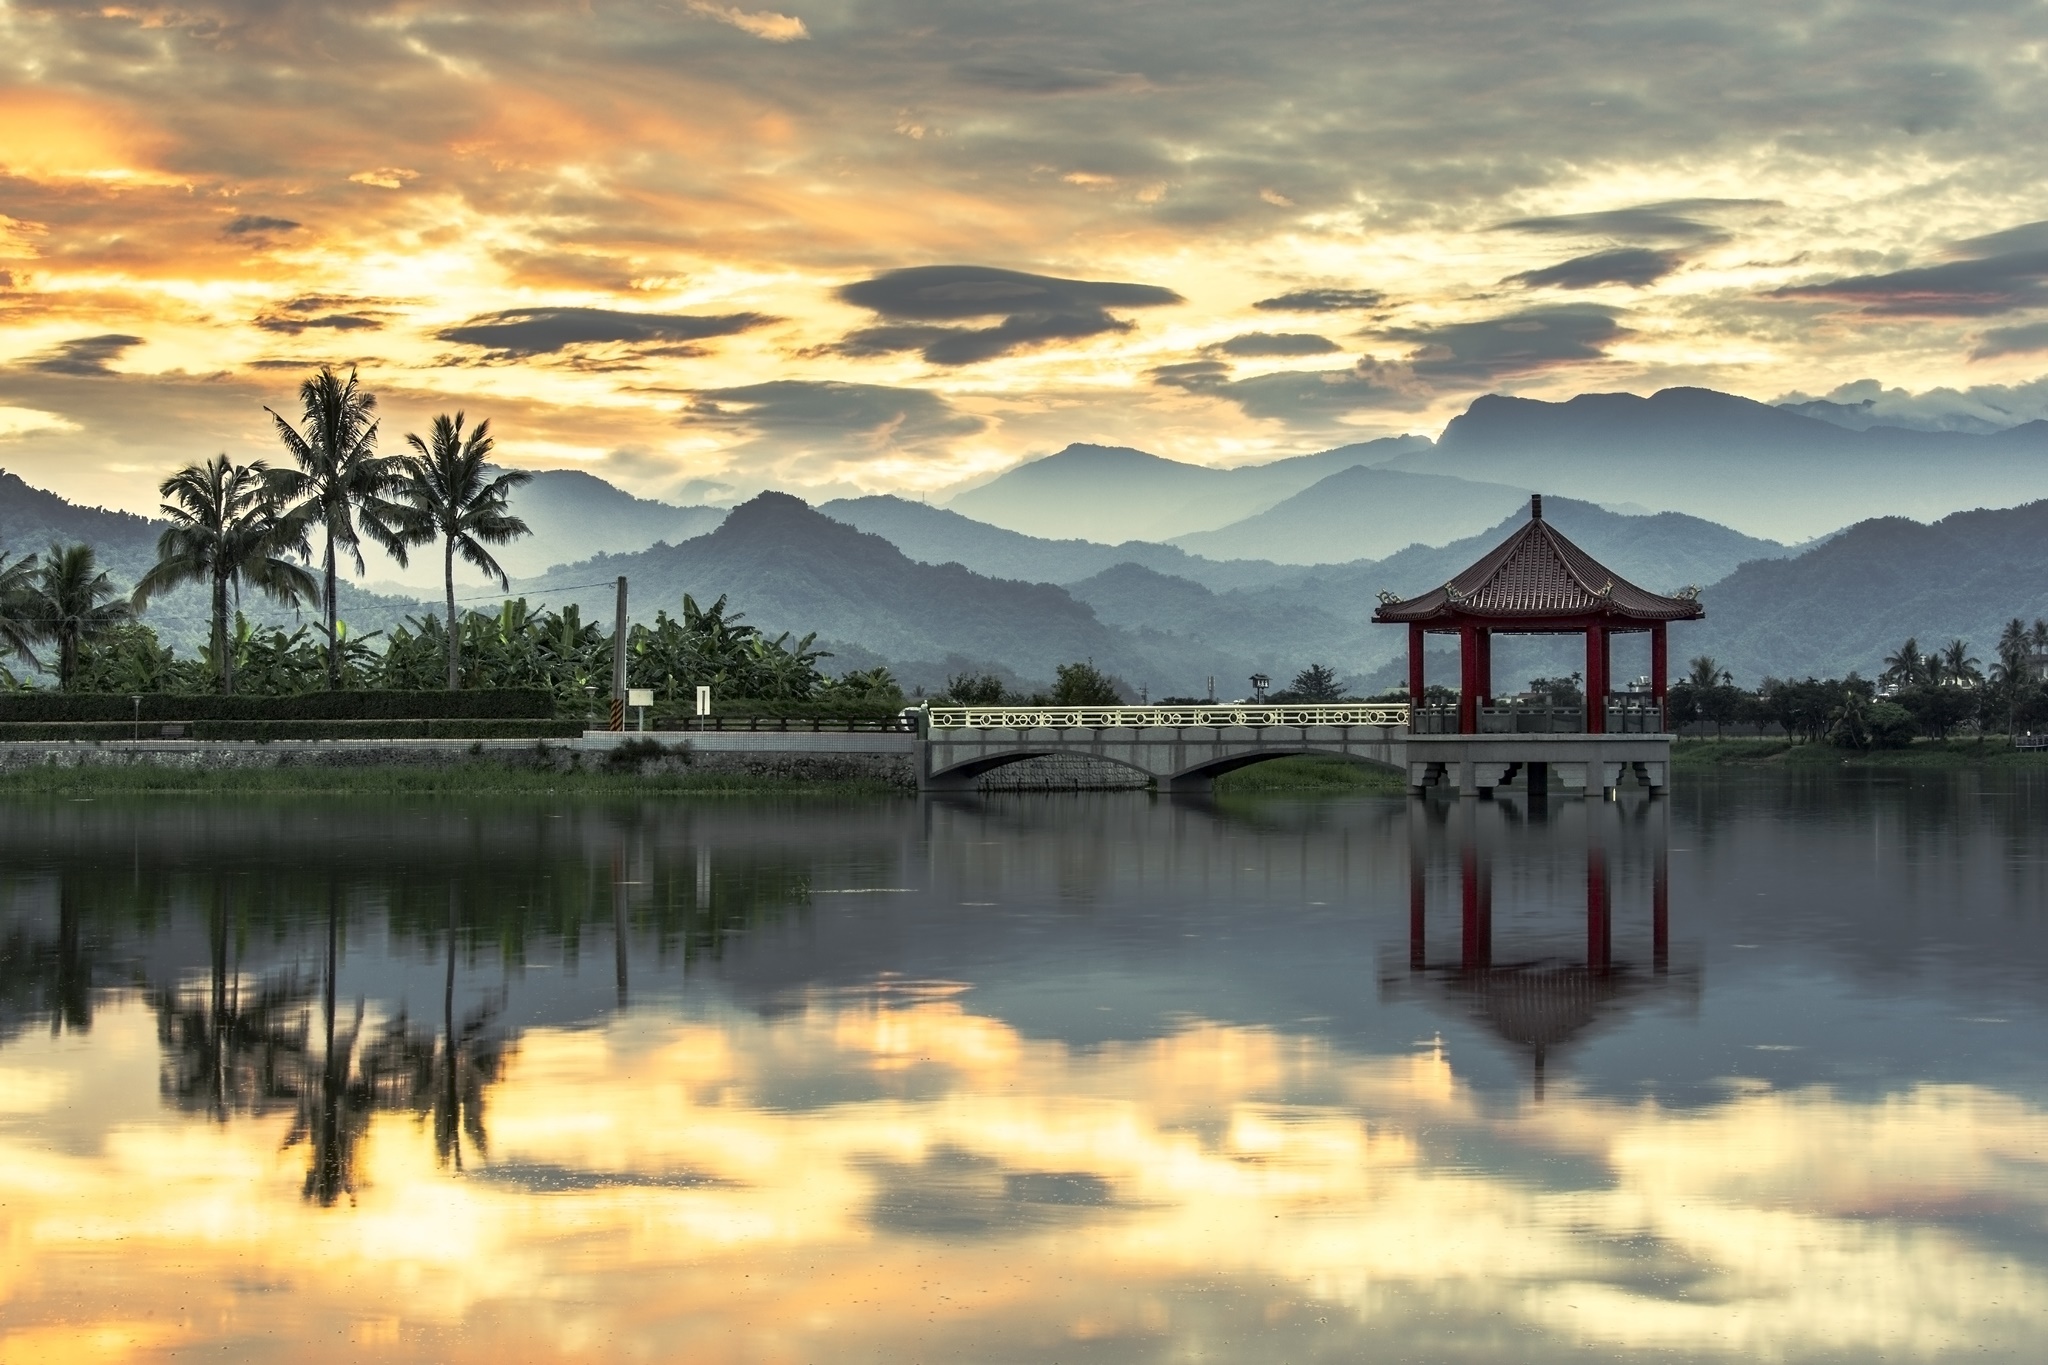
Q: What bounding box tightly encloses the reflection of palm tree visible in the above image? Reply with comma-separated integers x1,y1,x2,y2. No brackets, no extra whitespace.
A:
285,883,373,1207
153,892,312,1119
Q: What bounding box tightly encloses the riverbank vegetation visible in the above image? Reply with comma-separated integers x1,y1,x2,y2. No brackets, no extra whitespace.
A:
0,762,904,799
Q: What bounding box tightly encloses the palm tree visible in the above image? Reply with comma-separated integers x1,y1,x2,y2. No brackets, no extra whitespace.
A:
0,549,43,675
1686,655,1730,690
25,543,130,689
130,455,320,694
1881,637,1924,691
1940,638,1981,688
267,366,403,689
387,414,531,690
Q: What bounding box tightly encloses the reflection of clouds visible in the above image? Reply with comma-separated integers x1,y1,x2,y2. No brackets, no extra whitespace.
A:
3,994,2044,1360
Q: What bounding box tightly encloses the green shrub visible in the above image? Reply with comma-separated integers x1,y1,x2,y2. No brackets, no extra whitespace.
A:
0,689,557,723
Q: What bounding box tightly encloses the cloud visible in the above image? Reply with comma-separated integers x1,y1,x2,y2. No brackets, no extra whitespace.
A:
686,1,808,41
1150,356,1428,422
255,295,392,334
1773,376,2048,434
1252,288,1386,314
1772,219,2048,318
1492,200,1770,243
348,168,418,189
223,215,301,236
832,265,1181,365
1210,332,1339,357
1970,321,2048,361
28,334,143,376
688,379,984,441
1383,306,1628,381
438,307,774,357
1507,248,1683,289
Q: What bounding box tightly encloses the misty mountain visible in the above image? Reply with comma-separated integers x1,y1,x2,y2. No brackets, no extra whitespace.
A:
489,468,725,578
1681,500,2048,684
1170,466,1533,564
820,495,1306,591
511,492,1262,693
1385,386,2048,542
944,435,1427,542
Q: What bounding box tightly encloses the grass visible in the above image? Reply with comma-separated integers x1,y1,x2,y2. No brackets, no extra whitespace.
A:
1672,735,2048,770
0,761,905,799
1211,754,1406,794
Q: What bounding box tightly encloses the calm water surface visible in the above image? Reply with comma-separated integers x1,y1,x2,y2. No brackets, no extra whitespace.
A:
3,775,2046,1362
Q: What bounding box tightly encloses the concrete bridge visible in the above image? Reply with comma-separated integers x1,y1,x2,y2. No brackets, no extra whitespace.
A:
919,703,1408,793
915,703,1670,797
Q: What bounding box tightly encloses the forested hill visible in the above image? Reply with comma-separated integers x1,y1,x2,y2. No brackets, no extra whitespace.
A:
512,491,1261,693
1682,500,2048,683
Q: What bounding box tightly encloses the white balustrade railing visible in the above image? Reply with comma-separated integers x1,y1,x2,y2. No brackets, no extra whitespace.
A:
923,703,1411,730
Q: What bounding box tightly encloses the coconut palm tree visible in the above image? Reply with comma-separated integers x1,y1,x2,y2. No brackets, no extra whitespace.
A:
267,366,404,689
1686,655,1730,690
130,454,320,694
387,414,531,690
25,543,131,689
1940,638,1981,688
1881,637,1924,691
0,549,43,676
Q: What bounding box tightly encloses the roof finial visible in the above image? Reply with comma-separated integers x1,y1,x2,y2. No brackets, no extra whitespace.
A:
1530,493,1544,521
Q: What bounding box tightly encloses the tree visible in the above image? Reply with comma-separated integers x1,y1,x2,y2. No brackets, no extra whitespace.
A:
1281,662,1345,701
130,454,319,694
1686,655,1730,691
1052,661,1124,705
1881,637,1925,691
26,542,132,689
387,414,532,690
267,366,403,689
943,672,1007,704
1939,638,1981,688
0,550,43,680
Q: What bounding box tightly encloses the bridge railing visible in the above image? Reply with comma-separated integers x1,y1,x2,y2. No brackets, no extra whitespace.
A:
923,703,1411,729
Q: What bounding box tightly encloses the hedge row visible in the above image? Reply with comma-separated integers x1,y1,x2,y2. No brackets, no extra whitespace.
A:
0,690,558,722
0,718,584,741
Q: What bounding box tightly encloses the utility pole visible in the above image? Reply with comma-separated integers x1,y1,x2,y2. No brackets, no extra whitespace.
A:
611,576,628,731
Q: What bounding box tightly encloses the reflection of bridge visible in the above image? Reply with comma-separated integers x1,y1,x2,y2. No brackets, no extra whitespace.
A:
914,703,1670,797
917,703,1409,794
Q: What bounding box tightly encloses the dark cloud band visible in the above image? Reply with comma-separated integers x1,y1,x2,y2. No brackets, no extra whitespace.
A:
437,307,774,357
834,264,1180,365
1507,248,1683,289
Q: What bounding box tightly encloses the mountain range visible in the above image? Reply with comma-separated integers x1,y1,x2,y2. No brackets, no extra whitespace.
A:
8,377,2048,692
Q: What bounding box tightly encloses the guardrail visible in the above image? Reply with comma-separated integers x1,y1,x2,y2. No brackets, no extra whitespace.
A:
923,703,1411,729
673,715,915,733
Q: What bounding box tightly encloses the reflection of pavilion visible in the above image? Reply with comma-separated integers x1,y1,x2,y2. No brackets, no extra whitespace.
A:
1391,796,1693,1099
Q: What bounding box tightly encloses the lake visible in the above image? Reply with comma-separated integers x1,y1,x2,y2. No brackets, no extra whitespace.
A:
3,774,2045,1361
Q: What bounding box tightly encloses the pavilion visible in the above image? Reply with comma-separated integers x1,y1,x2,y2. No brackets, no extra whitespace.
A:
1372,494,1704,736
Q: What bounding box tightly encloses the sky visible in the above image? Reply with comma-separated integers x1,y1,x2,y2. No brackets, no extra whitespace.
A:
8,0,2048,514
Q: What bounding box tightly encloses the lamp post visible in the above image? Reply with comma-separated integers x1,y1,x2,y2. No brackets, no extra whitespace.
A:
1249,673,1270,701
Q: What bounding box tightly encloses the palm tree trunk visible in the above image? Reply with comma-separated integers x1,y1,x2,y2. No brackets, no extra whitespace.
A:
323,528,339,691
445,537,459,691
214,572,234,695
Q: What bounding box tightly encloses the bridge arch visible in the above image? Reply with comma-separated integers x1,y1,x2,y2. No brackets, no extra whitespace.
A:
923,748,1158,792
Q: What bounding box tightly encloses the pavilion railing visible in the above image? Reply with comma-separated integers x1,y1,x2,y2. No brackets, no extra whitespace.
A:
1413,696,1666,735
923,703,1411,730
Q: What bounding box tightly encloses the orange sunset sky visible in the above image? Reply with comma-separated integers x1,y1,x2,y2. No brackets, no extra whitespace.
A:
6,0,2048,513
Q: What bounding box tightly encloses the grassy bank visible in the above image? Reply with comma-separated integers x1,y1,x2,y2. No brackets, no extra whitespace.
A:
1212,754,1405,793
1673,736,2048,770
0,763,905,799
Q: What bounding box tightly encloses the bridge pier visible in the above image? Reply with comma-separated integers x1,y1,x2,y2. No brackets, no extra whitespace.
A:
1404,734,1670,800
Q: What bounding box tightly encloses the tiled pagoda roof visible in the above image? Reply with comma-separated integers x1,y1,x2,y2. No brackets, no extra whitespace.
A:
1372,496,1705,624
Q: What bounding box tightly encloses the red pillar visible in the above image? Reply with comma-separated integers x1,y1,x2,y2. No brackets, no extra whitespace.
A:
1408,623,1426,710
1477,629,1493,707
1460,831,1491,972
1587,824,1611,975
1458,625,1479,735
1585,622,1609,734
1651,621,1669,732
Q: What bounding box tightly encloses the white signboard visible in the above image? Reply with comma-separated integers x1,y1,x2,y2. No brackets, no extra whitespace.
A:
627,688,653,708
696,685,712,716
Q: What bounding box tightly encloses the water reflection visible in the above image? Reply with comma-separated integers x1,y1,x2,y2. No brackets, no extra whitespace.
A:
0,782,2044,1360
1394,796,1695,1100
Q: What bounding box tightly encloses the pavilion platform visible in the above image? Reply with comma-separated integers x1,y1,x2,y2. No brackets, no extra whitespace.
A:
1403,731,1670,799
